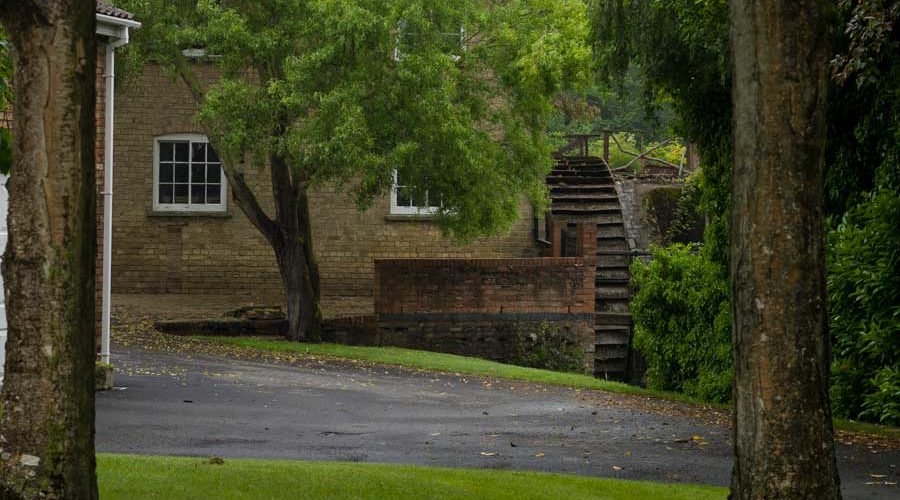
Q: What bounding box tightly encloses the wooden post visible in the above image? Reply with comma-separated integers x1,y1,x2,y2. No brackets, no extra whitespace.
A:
575,222,597,258
603,132,610,165
549,219,563,257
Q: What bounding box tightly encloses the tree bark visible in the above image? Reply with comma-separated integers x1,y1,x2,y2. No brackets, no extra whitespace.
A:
0,1,98,498
729,1,839,498
269,153,321,342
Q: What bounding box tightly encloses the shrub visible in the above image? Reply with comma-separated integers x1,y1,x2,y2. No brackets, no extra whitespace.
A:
630,245,732,402
827,192,900,425
512,322,586,374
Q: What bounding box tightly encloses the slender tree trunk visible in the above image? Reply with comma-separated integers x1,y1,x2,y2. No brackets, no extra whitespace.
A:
175,60,324,343
270,154,321,342
0,1,98,498
729,1,839,498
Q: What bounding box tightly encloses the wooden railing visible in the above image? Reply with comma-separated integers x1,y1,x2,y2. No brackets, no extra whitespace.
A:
555,133,610,160
554,131,694,175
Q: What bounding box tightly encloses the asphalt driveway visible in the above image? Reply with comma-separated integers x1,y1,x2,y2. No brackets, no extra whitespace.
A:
96,345,899,498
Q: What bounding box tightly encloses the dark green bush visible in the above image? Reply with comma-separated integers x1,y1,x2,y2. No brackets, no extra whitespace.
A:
630,244,732,402
827,192,900,426
512,322,586,374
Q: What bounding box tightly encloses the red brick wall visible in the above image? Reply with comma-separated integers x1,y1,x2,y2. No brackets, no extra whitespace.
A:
374,257,596,370
374,258,595,315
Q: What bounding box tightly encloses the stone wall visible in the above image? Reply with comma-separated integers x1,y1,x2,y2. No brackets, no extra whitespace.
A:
374,258,596,371
110,63,540,309
615,175,705,252
614,176,680,252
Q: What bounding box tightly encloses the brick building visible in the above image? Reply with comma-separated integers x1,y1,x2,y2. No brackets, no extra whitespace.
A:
108,60,542,311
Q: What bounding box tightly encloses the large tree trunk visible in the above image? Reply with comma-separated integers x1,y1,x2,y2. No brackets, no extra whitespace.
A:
729,1,839,498
0,1,98,498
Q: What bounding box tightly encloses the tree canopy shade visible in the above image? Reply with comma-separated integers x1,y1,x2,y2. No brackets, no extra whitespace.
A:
118,0,591,340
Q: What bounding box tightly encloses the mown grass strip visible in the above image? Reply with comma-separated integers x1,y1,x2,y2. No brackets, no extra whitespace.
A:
98,454,727,500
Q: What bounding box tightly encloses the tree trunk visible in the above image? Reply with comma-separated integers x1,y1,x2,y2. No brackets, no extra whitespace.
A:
0,1,98,498
729,1,839,499
270,154,321,342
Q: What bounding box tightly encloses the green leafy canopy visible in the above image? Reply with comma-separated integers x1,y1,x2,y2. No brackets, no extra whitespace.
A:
117,0,592,241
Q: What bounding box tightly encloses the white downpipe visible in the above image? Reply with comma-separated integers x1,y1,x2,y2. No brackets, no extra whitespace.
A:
101,31,130,364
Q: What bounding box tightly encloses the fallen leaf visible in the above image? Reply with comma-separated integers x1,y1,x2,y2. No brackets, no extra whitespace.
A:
535,452,545,457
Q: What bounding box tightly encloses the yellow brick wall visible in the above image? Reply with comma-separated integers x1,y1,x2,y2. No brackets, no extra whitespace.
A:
111,63,540,307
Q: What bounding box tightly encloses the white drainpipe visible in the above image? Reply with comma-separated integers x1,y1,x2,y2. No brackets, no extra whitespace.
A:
100,30,131,365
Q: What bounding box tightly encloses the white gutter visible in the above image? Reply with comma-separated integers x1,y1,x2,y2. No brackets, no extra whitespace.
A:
99,14,140,364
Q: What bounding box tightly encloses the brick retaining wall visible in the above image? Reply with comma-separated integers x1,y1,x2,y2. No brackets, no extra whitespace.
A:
374,258,596,371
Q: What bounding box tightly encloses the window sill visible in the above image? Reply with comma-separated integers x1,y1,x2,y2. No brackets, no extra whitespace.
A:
384,213,439,222
147,209,232,219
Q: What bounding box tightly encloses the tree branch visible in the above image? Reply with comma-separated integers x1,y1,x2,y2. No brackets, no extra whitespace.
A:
172,49,206,106
222,158,278,242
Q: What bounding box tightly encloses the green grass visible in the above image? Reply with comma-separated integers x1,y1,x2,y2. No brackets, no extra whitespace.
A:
98,454,726,500
205,337,900,439
208,337,708,404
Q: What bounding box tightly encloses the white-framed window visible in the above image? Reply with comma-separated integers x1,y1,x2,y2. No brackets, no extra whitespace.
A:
391,20,467,62
390,170,441,215
152,133,227,213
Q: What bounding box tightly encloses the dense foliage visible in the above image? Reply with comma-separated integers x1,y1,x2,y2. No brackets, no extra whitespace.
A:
825,0,900,425
828,193,900,425
630,245,731,402
594,0,900,425
512,322,587,374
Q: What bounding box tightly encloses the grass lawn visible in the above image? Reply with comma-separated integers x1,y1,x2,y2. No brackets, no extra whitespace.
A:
206,337,900,440
98,454,727,500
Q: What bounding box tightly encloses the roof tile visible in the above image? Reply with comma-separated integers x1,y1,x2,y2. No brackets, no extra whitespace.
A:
96,1,135,21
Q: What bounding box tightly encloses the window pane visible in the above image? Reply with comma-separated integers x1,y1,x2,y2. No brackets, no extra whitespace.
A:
159,163,174,183
396,185,413,207
174,163,189,183
207,146,220,163
207,166,221,183
191,142,206,163
174,184,189,204
175,143,189,162
160,142,174,161
413,189,428,207
206,185,221,204
191,185,205,204
158,184,173,204
191,164,205,183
